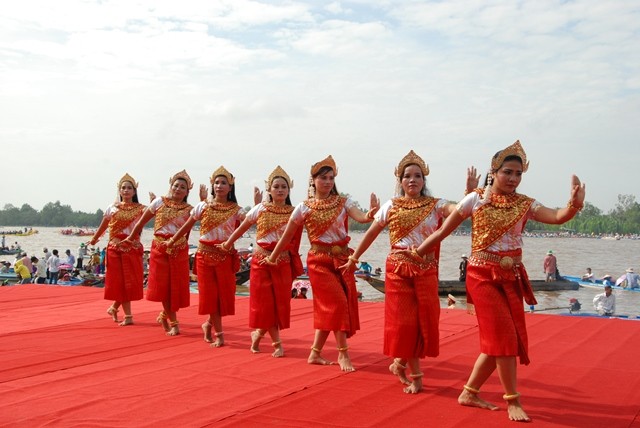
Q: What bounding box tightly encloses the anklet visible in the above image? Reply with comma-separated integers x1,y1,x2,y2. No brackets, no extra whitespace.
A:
463,384,480,394
124,315,133,318
214,331,224,337
503,392,520,401
169,320,179,327
310,346,322,353
409,372,424,378
394,359,407,369
272,341,282,347
337,346,349,351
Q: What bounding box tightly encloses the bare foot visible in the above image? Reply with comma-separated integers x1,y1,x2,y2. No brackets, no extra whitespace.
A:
389,359,411,385
250,330,263,353
458,389,499,410
167,323,180,336
119,315,133,326
308,349,334,366
403,375,423,394
107,306,119,322
337,350,355,372
507,399,531,422
211,332,224,347
157,311,170,332
202,321,213,343
271,341,284,358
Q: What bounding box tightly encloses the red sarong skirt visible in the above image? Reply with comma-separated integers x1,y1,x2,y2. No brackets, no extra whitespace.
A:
306,251,360,338
383,256,440,359
103,235,144,302
195,250,236,316
466,252,532,365
248,251,293,330
145,238,190,312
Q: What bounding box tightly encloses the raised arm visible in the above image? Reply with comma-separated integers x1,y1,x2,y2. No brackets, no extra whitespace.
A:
347,192,380,223
532,175,586,224
125,207,155,241
221,217,254,251
339,221,385,271
167,216,197,246
89,215,110,246
415,209,466,257
263,218,299,264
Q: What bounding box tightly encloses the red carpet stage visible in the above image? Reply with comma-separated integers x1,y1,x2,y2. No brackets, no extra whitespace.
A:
1,285,640,427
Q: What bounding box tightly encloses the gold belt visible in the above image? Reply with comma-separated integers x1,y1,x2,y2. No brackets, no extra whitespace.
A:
471,251,521,270
310,243,349,256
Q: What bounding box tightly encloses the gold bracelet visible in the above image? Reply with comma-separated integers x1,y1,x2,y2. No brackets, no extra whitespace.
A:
567,200,583,211
348,255,359,264
366,210,374,220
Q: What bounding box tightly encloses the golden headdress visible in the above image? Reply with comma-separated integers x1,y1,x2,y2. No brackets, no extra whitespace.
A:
310,155,338,177
169,169,193,190
117,173,138,189
395,150,429,178
265,165,293,189
491,140,529,172
210,165,235,185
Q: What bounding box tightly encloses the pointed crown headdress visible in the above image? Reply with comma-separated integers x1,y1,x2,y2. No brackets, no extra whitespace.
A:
265,165,293,189
210,165,235,185
310,155,338,177
117,173,138,189
491,140,529,173
169,169,193,190
395,150,429,178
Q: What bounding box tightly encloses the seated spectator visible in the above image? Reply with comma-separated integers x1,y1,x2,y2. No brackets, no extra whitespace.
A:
581,267,594,282
625,268,639,289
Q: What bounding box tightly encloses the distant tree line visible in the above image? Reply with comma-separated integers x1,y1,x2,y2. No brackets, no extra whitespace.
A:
0,202,103,227
2,194,640,235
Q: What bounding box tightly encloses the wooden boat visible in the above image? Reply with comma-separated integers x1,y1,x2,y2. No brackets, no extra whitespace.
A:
0,248,21,255
360,275,579,295
235,268,250,285
563,275,640,293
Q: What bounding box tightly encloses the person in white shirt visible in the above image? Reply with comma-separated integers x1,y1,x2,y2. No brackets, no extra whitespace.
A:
47,249,61,284
31,256,47,284
593,285,615,316
581,267,594,282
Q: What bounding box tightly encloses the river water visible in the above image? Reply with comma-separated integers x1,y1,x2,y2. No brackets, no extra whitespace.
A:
3,227,640,317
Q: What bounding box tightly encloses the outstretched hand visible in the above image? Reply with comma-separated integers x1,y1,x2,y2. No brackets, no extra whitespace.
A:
369,193,381,217
338,259,356,272
466,166,481,193
570,175,586,206
254,186,263,205
199,184,208,201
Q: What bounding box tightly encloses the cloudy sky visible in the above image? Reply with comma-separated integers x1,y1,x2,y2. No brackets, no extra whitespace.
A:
1,0,638,215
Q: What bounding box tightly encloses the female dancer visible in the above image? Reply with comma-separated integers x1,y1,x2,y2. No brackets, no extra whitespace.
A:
415,141,585,421
169,166,244,347
221,166,303,357
125,170,195,336
265,155,380,371
342,150,478,393
89,173,146,326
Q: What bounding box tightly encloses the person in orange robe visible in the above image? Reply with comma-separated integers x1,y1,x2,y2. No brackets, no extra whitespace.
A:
416,141,585,422
124,170,195,336
265,156,380,372
222,166,303,357
89,173,146,326
343,150,478,393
